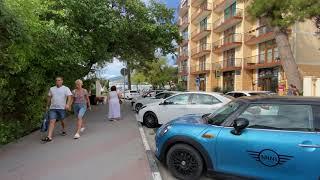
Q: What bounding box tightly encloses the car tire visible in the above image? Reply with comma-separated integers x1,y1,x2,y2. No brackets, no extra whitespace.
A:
143,112,158,128
135,103,143,112
166,144,204,180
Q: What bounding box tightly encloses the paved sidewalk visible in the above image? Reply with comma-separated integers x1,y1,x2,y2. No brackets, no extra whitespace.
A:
0,103,152,180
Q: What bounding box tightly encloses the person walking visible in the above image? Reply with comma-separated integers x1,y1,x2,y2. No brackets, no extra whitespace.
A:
287,84,300,96
108,86,121,121
42,76,72,142
72,79,90,139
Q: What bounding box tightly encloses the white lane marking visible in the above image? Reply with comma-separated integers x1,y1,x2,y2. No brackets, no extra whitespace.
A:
136,116,162,180
152,172,162,180
139,126,151,151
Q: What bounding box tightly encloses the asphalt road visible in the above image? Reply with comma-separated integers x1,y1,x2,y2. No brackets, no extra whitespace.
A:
0,103,152,180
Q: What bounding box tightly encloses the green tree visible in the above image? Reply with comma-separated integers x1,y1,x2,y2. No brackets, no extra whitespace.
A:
132,72,146,90
0,0,180,144
247,0,320,91
137,58,178,89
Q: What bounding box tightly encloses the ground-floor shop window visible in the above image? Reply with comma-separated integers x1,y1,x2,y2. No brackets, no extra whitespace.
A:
258,67,279,92
223,71,235,92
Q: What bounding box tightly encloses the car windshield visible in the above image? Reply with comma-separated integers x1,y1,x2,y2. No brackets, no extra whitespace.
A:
207,101,241,125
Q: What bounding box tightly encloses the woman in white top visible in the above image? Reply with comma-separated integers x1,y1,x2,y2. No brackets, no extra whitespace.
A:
108,86,121,121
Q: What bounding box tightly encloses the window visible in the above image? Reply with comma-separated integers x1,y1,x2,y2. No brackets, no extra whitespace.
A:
208,102,241,125
312,106,320,131
248,92,268,96
224,2,236,20
155,93,167,99
238,104,315,132
200,18,208,31
233,93,245,98
165,94,190,105
191,94,221,105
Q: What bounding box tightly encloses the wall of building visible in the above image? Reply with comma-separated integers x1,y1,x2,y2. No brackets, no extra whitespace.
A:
178,0,320,94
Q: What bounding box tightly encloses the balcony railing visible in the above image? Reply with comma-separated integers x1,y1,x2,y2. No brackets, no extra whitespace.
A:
244,25,275,45
179,17,189,31
244,51,281,69
190,63,211,74
191,2,212,23
191,0,207,7
191,43,211,58
179,0,189,16
213,0,236,13
213,8,243,32
214,58,242,72
191,23,211,41
212,33,242,53
178,66,189,75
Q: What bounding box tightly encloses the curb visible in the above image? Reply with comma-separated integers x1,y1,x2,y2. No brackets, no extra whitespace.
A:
137,122,162,180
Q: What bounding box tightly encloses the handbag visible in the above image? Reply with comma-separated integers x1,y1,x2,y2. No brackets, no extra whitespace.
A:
40,112,49,132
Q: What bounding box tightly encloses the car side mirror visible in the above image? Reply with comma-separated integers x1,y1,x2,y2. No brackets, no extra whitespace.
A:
231,118,249,135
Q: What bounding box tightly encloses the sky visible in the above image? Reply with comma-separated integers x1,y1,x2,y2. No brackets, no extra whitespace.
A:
101,0,179,79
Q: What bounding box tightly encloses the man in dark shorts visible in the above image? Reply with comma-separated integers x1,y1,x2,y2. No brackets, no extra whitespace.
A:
42,76,72,142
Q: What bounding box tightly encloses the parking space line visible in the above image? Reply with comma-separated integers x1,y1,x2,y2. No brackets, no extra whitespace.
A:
137,122,162,180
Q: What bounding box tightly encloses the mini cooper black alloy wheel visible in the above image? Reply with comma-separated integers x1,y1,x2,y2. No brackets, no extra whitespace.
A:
166,144,203,180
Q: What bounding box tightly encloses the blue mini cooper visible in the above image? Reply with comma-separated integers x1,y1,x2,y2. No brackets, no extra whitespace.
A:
155,96,320,180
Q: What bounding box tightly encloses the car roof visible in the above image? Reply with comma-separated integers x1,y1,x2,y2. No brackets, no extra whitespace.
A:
177,91,223,95
236,96,320,105
229,91,271,93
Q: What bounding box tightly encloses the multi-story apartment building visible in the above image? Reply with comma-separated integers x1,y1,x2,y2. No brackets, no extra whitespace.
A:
177,0,320,93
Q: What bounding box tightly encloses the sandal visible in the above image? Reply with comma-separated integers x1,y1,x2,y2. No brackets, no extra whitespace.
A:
41,137,52,143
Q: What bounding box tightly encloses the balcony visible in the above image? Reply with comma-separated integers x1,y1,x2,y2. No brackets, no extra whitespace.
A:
190,63,211,75
244,51,281,69
179,0,189,16
179,16,189,31
191,2,212,24
213,0,236,13
191,23,211,41
244,26,275,45
178,66,189,76
191,43,211,58
177,51,189,63
213,8,243,33
212,33,242,53
191,0,207,8
180,38,189,47
213,58,242,72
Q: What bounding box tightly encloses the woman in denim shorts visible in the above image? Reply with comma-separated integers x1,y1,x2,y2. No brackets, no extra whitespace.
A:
72,79,90,139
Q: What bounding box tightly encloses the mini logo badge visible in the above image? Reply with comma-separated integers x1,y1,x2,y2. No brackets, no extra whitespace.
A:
247,149,293,167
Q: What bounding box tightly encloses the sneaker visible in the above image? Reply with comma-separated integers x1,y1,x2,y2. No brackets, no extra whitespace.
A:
80,127,85,133
74,133,80,139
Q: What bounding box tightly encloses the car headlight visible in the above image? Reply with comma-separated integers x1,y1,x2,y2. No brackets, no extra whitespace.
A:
159,124,171,136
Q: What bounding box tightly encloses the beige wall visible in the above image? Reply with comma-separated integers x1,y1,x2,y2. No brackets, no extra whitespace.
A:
179,0,320,93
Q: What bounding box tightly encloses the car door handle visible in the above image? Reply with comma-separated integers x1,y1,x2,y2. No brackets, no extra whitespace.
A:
298,144,320,148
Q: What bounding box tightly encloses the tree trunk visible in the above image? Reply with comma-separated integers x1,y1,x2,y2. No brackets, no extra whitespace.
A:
274,27,302,91
127,67,131,90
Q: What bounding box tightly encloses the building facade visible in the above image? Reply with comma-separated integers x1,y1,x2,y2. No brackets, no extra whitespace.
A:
177,0,320,93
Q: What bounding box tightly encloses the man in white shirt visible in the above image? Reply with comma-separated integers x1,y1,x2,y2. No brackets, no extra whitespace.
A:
42,76,72,142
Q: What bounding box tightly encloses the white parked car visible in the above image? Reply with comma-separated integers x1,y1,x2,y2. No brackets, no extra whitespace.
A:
123,90,140,100
131,90,164,106
133,91,177,112
226,91,273,98
137,92,232,128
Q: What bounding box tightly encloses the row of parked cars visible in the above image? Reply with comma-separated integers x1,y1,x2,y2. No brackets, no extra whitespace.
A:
131,90,320,180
